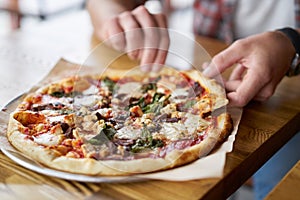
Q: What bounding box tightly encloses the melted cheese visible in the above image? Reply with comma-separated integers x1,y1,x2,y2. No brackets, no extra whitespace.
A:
173,88,189,97
41,95,72,107
184,113,209,133
83,85,99,95
47,115,65,124
160,113,210,141
74,95,102,106
33,133,63,146
160,103,177,114
95,108,111,116
115,126,141,140
41,110,59,116
160,123,188,141
117,82,142,97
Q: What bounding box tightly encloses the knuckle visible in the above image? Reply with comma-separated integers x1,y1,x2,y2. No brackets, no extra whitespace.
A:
132,5,149,15
232,39,246,48
111,39,125,50
133,6,158,27
119,13,139,29
260,89,274,101
126,22,139,30
119,11,132,18
103,17,118,31
104,17,121,34
110,16,119,23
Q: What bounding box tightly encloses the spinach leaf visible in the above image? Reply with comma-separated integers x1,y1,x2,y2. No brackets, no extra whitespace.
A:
126,97,146,111
141,82,157,92
127,92,169,115
50,91,82,98
130,125,164,153
88,125,117,145
183,99,197,109
143,101,164,114
142,93,169,114
102,77,116,92
104,126,117,140
50,91,65,98
130,138,164,153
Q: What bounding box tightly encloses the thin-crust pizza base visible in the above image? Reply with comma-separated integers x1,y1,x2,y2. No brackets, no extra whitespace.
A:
6,68,233,176
7,112,232,176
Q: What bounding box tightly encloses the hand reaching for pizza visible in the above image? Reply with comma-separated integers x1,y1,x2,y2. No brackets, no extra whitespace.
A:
90,3,169,72
203,31,295,107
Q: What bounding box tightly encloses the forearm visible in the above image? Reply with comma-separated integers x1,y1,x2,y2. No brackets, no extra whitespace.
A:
87,0,142,36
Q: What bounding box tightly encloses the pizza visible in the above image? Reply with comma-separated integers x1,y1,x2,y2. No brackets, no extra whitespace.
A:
6,67,233,176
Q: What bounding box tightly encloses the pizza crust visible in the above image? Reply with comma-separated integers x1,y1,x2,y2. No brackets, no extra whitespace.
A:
184,70,228,110
6,68,233,176
7,112,232,176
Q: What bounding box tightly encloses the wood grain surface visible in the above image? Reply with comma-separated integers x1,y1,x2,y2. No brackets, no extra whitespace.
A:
0,10,299,200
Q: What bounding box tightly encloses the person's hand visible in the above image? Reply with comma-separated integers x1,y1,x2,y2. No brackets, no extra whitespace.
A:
98,5,169,72
203,31,296,107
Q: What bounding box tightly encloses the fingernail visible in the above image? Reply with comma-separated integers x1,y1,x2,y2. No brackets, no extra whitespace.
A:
202,61,210,69
202,67,211,76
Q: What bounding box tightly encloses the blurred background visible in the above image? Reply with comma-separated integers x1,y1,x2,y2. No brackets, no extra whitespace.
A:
0,0,85,34
0,0,254,199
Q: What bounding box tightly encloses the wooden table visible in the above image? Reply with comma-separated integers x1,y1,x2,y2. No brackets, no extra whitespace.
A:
0,10,299,200
265,160,300,200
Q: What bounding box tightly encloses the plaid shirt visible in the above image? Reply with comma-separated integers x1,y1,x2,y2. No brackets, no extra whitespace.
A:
193,0,300,43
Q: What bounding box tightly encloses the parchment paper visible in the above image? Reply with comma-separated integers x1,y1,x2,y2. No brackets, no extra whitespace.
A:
0,59,242,181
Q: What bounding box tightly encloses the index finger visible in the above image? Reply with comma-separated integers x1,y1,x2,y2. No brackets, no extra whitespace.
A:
227,70,266,107
203,41,244,78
